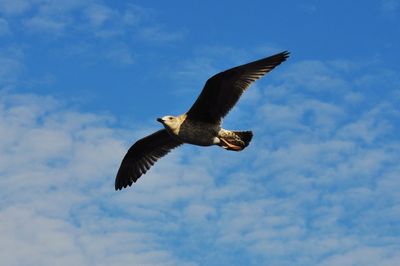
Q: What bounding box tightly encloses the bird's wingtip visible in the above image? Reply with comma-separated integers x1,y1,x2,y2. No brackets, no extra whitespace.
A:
281,50,290,59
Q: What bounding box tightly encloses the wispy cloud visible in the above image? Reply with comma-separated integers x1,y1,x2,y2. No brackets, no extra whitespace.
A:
0,92,195,266
23,15,66,33
0,18,10,35
0,46,25,87
168,50,399,264
138,26,185,42
2,0,183,42
0,0,31,16
381,0,400,16
0,1,183,67
1,37,399,265
104,43,135,66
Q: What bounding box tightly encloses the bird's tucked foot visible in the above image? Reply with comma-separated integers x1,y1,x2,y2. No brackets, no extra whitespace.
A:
219,138,243,151
218,130,253,151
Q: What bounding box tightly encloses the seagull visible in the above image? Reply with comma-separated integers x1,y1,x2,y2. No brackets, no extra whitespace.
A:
115,51,290,190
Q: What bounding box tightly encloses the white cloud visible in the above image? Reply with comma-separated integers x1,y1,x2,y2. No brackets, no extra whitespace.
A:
278,60,352,94
1,55,399,265
167,50,400,261
0,92,196,266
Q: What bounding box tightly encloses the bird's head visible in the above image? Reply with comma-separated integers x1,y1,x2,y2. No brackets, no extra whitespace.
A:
157,115,180,131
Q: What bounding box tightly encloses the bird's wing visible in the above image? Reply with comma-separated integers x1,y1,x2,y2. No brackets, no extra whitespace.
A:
115,129,183,190
186,51,289,123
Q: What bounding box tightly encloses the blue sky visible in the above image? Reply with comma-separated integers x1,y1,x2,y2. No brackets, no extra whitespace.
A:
0,1,399,265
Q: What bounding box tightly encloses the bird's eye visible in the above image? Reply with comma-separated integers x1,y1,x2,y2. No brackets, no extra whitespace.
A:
169,117,173,120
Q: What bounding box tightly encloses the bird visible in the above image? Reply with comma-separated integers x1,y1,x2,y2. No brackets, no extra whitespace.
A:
115,51,290,190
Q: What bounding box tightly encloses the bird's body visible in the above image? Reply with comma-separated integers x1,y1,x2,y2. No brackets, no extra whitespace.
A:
158,114,220,146
115,51,290,190
176,119,221,147
159,114,250,149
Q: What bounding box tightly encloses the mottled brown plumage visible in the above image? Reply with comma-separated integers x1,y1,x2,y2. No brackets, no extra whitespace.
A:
115,51,289,190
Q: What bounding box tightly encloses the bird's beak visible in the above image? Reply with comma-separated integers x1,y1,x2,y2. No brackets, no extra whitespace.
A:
156,118,163,123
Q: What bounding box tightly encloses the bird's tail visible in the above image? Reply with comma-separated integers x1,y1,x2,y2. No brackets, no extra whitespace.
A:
218,130,253,151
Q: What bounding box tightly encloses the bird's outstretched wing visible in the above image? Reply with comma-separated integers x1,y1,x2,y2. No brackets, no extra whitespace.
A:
115,129,182,190
186,51,289,123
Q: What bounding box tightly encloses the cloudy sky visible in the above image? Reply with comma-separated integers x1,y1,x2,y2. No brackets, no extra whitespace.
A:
1,1,400,265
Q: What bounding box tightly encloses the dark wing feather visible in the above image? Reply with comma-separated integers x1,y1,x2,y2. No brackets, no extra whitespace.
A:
186,51,290,123
115,129,182,190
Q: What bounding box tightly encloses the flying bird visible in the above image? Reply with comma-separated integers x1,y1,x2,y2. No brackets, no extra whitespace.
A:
115,51,290,190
